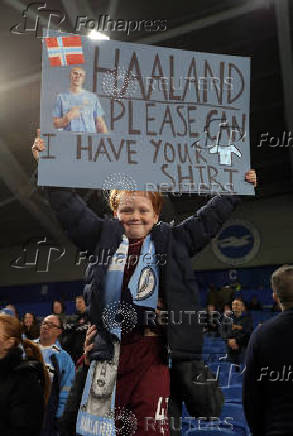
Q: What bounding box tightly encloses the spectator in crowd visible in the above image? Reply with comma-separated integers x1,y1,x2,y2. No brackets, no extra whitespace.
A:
22,311,40,340
75,295,86,316
243,265,293,436
221,298,253,365
61,295,88,363
241,299,254,329
0,314,49,436
217,285,235,312
247,296,262,311
1,304,17,317
205,304,220,336
207,285,235,312
52,299,67,324
37,314,75,436
207,283,218,307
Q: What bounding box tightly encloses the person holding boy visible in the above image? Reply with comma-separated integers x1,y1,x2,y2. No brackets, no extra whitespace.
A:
32,132,256,435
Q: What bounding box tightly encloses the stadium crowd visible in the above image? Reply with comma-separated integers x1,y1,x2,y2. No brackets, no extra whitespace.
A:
0,276,286,436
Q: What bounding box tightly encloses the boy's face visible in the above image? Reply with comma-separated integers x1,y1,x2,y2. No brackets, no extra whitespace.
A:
114,192,159,239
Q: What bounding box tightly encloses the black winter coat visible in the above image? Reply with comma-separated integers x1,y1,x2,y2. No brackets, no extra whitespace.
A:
48,189,239,361
59,363,89,436
222,312,253,364
0,347,44,436
61,312,88,363
243,309,293,436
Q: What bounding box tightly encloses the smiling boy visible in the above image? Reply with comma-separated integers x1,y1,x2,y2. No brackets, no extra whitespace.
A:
32,133,256,435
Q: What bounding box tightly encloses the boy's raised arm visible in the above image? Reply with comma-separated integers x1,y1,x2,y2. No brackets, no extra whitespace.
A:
173,170,256,258
174,194,240,258
47,188,103,253
32,130,103,252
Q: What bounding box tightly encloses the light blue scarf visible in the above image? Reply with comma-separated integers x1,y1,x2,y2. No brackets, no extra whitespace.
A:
104,234,159,337
76,234,159,435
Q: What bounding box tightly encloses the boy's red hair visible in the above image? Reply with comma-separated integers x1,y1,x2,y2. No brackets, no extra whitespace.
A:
109,190,164,216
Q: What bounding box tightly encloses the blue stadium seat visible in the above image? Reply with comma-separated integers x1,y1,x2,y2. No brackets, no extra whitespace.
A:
221,384,242,403
220,403,247,426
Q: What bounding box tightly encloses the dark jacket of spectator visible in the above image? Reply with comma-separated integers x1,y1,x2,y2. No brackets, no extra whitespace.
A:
272,301,281,312
221,312,253,364
206,285,218,307
61,311,88,363
22,312,40,340
217,286,235,312
248,297,262,311
23,322,40,340
59,362,88,436
0,347,45,436
205,305,220,336
243,308,293,436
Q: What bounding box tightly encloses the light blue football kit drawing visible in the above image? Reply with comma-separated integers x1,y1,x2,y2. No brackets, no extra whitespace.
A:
52,90,105,133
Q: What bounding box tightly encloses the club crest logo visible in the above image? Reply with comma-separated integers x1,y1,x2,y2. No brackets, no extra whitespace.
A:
135,267,156,300
212,219,260,265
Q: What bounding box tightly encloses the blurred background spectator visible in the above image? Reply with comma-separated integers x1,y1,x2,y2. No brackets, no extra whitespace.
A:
37,314,75,436
0,314,48,436
217,286,235,312
22,312,40,340
221,298,253,365
61,295,88,363
0,304,17,317
247,295,262,311
52,299,67,325
206,283,218,307
205,304,220,336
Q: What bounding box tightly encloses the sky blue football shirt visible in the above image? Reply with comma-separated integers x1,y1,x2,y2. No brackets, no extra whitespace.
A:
52,89,105,133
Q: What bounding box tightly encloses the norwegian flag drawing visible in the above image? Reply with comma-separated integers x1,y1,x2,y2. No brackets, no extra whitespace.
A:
45,36,85,67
